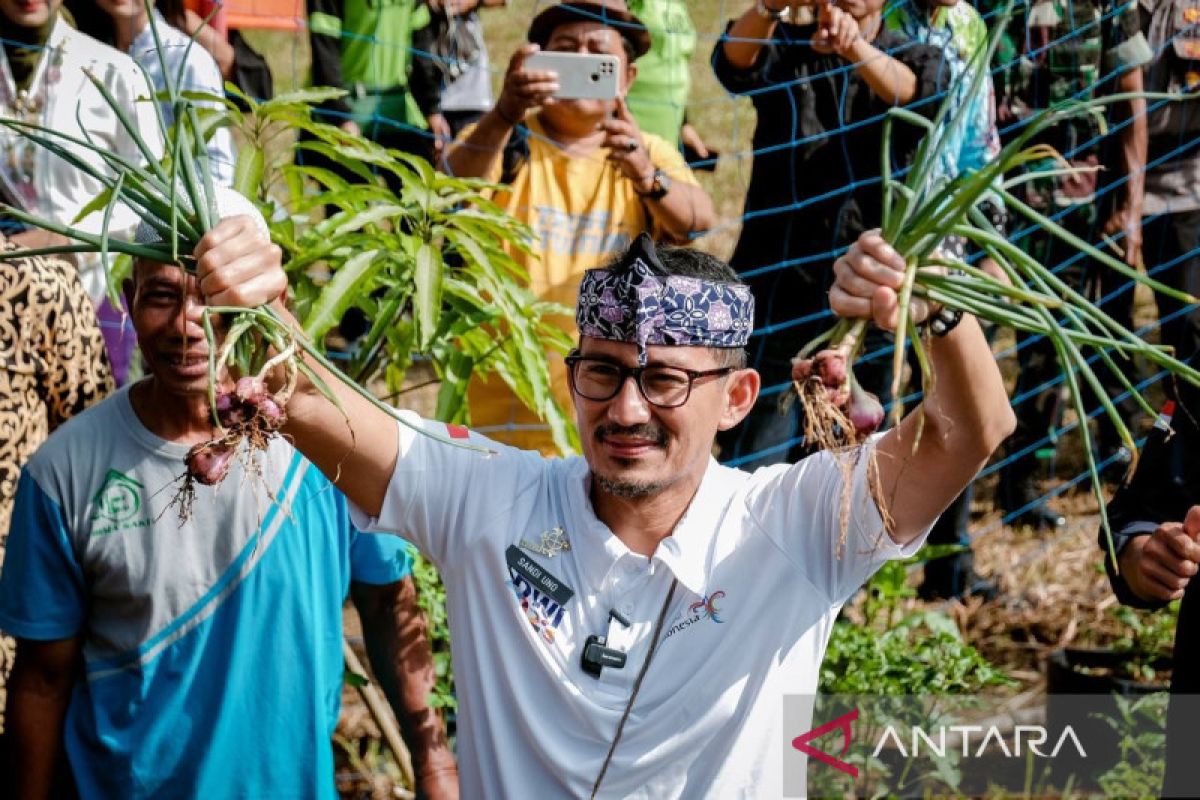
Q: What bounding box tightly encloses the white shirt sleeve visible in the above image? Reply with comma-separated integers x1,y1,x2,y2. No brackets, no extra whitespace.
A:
179,47,237,186
347,412,547,569
71,58,165,244
742,437,931,606
119,61,167,225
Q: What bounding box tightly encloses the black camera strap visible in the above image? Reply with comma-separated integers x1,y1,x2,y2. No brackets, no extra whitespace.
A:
589,577,679,800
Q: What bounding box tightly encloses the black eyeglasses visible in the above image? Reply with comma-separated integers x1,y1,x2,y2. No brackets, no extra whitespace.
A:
565,352,735,409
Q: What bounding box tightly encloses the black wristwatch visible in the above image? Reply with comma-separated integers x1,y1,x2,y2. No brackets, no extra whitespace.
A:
637,168,672,201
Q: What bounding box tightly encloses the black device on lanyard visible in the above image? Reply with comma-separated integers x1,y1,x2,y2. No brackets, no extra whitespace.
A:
580,608,635,678
581,635,627,677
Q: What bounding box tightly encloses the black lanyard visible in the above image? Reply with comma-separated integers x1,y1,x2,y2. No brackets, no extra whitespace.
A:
589,577,679,799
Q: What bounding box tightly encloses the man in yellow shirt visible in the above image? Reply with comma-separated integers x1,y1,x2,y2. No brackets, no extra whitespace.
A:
446,0,714,452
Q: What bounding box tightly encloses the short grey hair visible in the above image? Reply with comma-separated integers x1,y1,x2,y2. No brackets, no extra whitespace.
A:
134,186,268,246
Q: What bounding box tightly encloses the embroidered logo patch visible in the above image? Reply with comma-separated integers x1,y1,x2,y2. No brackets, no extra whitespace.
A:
90,470,152,537
664,589,729,640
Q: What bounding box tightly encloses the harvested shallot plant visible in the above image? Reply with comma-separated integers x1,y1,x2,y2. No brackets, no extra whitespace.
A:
790,5,1200,560
0,11,492,516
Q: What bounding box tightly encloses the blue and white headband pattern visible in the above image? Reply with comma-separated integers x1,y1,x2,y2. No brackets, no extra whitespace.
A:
575,236,755,365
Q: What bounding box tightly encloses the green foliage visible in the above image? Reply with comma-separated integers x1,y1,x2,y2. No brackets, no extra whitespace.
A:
820,611,1012,696
870,7,1200,558
207,87,589,713
814,555,1013,798
220,86,579,454
212,89,590,712
1110,602,1179,683
1095,693,1169,798
409,551,457,713
1,14,574,730
822,552,1012,696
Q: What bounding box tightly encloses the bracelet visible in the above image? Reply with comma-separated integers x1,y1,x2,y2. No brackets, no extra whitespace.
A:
926,305,964,337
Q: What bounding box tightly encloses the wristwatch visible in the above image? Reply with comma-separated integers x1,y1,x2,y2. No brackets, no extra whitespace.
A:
637,168,672,201
755,0,785,19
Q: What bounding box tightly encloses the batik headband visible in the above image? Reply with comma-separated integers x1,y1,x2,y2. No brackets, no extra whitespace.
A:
575,234,755,365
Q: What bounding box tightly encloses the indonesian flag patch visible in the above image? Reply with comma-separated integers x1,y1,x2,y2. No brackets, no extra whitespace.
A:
445,423,470,439
1154,400,1176,432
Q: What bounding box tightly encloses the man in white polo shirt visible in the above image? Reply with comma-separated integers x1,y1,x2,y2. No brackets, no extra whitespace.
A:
203,230,1015,797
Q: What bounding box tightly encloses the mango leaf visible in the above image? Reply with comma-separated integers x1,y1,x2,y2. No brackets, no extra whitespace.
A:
414,242,443,350
442,277,493,316
389,150,436,186
233,144,264,200
284,164,354,195
349,292,408,383
444,227,530,285
72,186,116,225
257,87,347,114
301,249,382,341
544,399,579,455
179,88,242,119
322,205,406,238
294,142,378,182
434,350,474,423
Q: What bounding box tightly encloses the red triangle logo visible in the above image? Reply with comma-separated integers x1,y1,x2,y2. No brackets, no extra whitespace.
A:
791,708,860,777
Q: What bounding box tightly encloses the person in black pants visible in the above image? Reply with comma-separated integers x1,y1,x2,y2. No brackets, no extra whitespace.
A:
1102,374,1200,798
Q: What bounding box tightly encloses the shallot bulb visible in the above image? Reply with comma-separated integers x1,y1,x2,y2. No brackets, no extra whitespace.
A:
186,441,236,486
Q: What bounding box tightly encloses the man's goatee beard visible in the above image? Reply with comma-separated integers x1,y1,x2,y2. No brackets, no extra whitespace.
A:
594,474,669,499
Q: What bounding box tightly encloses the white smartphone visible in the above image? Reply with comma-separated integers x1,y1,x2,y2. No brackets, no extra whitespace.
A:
524,51,621,100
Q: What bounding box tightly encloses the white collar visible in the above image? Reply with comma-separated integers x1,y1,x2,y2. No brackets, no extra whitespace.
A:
129,9,172,59
565,457,732,598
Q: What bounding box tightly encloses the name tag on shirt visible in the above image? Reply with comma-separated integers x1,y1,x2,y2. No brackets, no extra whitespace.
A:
506,545,574,607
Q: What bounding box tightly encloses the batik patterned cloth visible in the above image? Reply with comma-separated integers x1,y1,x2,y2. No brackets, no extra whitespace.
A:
885,0,1001,193
0,234,113,730
575,235,754,364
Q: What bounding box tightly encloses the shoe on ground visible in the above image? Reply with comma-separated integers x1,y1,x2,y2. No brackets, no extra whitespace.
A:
918,573,999,602
918,555,1000,602
1007,503,1067,531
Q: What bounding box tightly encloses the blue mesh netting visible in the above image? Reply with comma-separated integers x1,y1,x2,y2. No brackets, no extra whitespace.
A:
4,0,1199,524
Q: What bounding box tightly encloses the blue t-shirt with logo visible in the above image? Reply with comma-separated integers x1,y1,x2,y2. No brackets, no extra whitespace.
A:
0,385,413,798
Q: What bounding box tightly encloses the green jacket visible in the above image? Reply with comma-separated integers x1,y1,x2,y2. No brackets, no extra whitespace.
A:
307,0,436,129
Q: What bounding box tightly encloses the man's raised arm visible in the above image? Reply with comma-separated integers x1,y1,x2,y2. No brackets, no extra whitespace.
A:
193,218,399,517
829,232,1016,544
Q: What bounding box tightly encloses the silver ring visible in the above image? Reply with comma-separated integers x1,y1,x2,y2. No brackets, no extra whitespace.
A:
625,140,639,152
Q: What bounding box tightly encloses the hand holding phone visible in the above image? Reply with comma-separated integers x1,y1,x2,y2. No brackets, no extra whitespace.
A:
523,51,621,100
496,44,562,125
